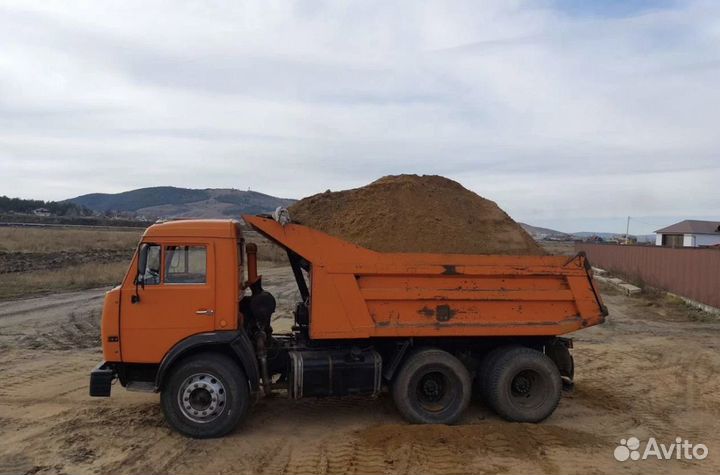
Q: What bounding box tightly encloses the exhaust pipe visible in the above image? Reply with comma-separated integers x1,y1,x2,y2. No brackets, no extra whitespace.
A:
245,242,259,287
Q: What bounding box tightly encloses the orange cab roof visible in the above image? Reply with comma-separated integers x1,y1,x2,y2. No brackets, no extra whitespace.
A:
143,219,240,239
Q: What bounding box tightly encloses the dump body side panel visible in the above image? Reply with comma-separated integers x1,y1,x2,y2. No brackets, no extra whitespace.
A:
244,216,606,339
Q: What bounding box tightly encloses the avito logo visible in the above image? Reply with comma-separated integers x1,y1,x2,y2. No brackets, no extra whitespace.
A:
614,437,708,462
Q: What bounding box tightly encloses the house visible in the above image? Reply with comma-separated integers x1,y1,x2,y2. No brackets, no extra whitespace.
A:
655,220,720,247
32,207,51,217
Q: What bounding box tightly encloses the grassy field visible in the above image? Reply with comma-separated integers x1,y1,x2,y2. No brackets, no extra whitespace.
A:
0,226,141,299
538,240,576,256
0,226,142,252
0,262,130,300
0,226,287,300
244,230,288,263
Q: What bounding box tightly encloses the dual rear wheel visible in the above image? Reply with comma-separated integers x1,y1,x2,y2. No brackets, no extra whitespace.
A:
392,348,472,424
480,346,562,422
393,346,561,424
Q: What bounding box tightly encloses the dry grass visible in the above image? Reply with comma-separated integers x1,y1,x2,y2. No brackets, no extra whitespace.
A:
0,261,129,300
243,230,289,263
0,226,288,300
255,240,288,263
598,280,717,323
637,286,718,323
0,227,138,299
539,240,576,256
0,227,142,252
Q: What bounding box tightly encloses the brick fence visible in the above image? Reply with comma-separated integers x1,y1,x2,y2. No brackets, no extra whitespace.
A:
574,243,720,309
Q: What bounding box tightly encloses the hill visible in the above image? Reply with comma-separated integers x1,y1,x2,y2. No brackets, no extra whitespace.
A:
572,231,655,243
67,187,296,219
519,223,571,239
572,231,621,240
520,225,656,243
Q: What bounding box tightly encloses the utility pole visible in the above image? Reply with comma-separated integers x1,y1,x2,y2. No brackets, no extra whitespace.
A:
625,216,630,244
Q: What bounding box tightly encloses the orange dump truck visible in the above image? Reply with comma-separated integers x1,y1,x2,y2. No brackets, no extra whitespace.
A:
90,214,606,438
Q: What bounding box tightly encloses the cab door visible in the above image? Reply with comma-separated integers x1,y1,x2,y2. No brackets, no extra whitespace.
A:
120,240,216,363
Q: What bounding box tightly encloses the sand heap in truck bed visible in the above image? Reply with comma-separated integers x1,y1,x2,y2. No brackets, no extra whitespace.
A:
288,175,544,255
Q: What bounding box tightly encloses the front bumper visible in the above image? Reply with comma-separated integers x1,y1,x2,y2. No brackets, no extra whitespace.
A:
89,361,115,397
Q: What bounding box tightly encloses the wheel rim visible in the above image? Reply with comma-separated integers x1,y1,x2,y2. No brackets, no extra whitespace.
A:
413,369,458,413
509,369,548,409
177,372,227,423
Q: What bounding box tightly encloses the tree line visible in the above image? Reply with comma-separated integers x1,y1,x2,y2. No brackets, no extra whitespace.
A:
0,196,93,216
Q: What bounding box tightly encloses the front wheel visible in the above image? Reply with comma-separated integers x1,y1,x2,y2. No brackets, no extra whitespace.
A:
161,353,250,438
392,348,471,424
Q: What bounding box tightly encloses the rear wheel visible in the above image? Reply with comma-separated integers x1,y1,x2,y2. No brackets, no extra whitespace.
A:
484,347,561,422
161,353,249,438
392,348,471,424
475,345,519,402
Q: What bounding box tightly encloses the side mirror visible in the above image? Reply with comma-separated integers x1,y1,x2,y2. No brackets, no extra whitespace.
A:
132,243,149,304
137,243,149,289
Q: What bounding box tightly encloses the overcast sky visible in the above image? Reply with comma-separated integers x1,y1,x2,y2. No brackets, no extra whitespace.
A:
1,0,719,233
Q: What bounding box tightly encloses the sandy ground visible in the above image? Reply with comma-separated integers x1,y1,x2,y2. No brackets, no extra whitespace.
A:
0,264,719,475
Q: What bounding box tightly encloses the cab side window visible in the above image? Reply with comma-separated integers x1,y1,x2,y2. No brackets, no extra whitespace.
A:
140,244,161,285
165,245,207,284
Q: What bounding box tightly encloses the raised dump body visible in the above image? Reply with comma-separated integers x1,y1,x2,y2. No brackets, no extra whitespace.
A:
244,215,607,339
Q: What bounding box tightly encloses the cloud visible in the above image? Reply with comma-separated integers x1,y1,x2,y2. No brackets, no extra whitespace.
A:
0,0,718,233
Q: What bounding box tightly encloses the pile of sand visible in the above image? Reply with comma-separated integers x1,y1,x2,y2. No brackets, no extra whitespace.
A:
288,175,544,255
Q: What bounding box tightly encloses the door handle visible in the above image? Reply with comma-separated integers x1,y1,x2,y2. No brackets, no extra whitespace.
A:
195,309,215,316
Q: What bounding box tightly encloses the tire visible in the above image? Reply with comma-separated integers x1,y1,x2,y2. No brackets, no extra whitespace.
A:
484,346,561,423
161,353,250,438
392,348,471,424
475,345,521,402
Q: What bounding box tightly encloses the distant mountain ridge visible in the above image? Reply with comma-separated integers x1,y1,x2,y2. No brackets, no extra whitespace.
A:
67,186,296,219
65,187,654,239
519,223,570,239
573,231,656,243
521,223,655,242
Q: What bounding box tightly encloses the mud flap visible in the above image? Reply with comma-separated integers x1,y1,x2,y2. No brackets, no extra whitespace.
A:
89,362,115,397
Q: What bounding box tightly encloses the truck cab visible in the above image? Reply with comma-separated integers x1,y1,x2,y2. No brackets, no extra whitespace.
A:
98,220,244,365
91,215,605,438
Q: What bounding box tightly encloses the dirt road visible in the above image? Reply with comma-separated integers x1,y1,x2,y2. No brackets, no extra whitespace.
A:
1,267,718,475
